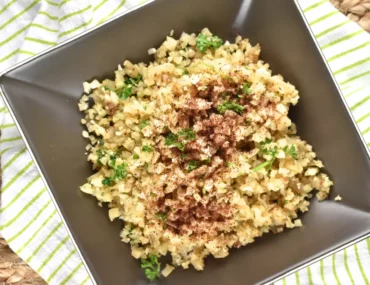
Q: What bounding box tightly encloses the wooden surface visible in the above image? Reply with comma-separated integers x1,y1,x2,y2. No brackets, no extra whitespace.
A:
0,1,368,284
330,0,370,32
0,235,47,285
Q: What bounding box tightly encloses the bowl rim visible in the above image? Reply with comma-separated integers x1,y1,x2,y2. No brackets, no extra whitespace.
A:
0,1,369,284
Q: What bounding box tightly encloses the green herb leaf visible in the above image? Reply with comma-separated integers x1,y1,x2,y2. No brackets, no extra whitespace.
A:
173,142,185,151
187,160,199,172
242,82,251,95
108,154,117,168
226,162,234,167
139,120,150,130
98,139,104,146
103,85,114,91
102,162,129,185
165,133,185,151
165,133,178,146
155,212,168,221
178,128,196,141
124,74,142,86
203,157,211,164
259,139,273,155
253,160,272,172
164,129,195,151
183,69,189,75
117,86,132,99
102,177,114,186
116,75,142,100
284,145,298,160
96,149,105,166
142,145,154,153
196,33,223,53
112,163,128,180
141,254,161,281
253,141,278,172
217,101,244,115
133,153,139,160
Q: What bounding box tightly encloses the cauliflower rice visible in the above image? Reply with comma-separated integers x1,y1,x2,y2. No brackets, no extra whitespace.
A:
79,28,333,275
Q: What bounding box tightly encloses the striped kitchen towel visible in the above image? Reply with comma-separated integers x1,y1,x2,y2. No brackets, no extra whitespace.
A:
0,0,370,284
0,1,146,284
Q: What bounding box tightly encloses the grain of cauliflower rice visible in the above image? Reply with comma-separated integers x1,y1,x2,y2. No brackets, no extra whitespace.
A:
79,28,333,279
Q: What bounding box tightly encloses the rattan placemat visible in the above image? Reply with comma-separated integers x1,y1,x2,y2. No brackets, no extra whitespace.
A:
0,1,368,284
330,0,370,32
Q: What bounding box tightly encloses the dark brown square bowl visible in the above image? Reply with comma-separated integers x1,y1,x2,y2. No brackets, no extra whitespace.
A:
1,0,370,284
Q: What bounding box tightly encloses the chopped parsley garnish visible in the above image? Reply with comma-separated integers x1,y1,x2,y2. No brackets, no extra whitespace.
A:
186,160,199,172
103,85,114,91
116,86,132,100
98,139,104,146
102,177,113,186
259,139,272,154
125,74,142,86
141,254,161,281
139,119,150,130
165,133,185,151
253,139,278,172
116,75,142,100
102,162,128,186
165,133,178,145
183,69,189,75
165,128,196,151
203,157,211,164
108,153,117,168
178,128,196,140
113,163,128,180
242,82,251,95
144,162,149,170
196,33,223,53
226,162,234,167
133,153,139,160
217,101,244,115
186,158,212,172
155,211,168,221
127,225,136,244
96,149,120,167
283,145,298,160
96,149,105,166
142,145,154,153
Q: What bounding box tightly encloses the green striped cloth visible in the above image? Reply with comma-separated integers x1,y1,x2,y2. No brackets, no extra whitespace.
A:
0,0,369,284
0,1,145,284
